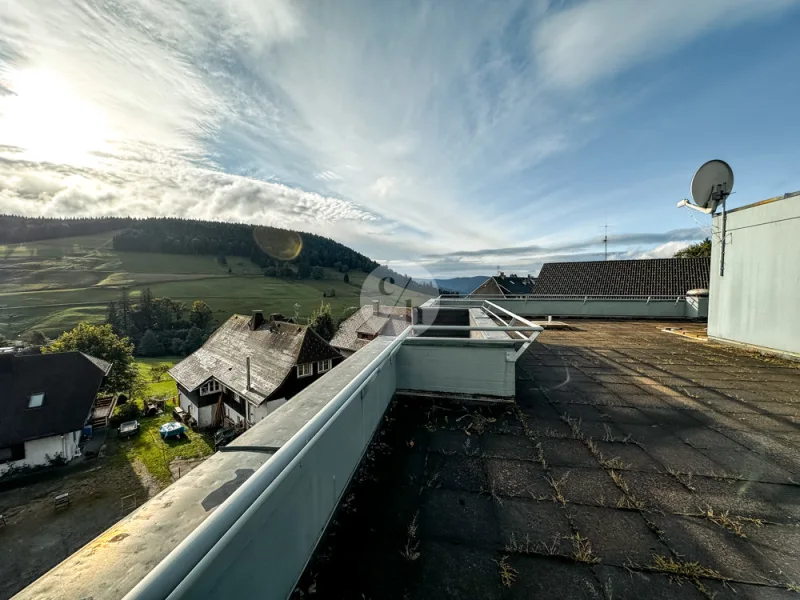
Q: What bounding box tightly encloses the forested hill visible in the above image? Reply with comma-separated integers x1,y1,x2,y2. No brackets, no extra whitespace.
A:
0,215,377,273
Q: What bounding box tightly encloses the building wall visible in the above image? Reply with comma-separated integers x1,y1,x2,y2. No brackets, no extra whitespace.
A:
708,194,800,357
179,391,215,428
250,397,287,424
223,401,247,426
0,432,82,475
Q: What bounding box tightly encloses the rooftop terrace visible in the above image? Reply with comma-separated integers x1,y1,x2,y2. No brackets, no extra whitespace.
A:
294,321,800,599
14,317,800,600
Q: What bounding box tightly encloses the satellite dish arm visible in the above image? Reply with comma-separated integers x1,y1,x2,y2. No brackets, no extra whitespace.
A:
677,199,714,214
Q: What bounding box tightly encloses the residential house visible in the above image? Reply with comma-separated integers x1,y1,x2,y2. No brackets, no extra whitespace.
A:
169,312,343,429
0,351,112,475
330,301,411,356
532,257,710,296
470,273,535,296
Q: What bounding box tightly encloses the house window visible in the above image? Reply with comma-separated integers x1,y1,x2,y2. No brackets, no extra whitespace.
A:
199,380,223,396
0,444,25,464
297,363,313,378
28,392,45,408
317,359,332,373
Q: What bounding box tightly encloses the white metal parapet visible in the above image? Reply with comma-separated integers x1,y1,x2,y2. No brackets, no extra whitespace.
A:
17,303,542,600
427,294,707,320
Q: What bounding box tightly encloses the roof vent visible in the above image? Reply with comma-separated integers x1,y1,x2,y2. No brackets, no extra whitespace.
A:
372,300,380,315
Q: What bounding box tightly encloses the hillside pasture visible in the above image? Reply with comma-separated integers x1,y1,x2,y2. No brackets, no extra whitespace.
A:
0,232,431,337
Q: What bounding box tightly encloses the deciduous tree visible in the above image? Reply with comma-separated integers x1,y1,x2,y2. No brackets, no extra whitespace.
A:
43,322,136,394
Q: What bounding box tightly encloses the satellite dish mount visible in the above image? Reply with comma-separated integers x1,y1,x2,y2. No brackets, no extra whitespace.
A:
676,160,734,276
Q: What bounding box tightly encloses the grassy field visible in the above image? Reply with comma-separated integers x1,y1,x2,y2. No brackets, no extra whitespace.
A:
0,232,430,337
111,357,213,485
135,357,181,397
115,411,214,485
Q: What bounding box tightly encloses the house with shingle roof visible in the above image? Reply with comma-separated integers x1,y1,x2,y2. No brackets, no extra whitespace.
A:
531,257,710,296
470,273,535,296
330,301,411,356
169,312,343,429
0,351,112,475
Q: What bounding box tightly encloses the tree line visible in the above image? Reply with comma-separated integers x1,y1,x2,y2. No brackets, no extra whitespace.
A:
112,218,377,274
0,214,441,294
106,289,214,357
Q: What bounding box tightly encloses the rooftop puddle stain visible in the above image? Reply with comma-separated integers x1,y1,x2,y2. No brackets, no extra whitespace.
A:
202,468,254,512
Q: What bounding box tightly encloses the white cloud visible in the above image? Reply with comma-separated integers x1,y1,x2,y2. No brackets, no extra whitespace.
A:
0,0,796,268
0,150,375,231
634,240,692,259
533,0,798,89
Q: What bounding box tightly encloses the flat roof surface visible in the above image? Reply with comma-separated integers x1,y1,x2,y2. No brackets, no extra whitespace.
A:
296,320,800,599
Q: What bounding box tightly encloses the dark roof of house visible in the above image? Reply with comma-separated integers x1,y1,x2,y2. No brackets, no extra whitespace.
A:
495,275,534,295
0,352,111,446
169,315,342,404
532,257,710,296
330,304,410,353
471,275,534,295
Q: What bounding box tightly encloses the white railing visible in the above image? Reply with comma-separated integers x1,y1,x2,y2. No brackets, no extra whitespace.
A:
120,307,540,600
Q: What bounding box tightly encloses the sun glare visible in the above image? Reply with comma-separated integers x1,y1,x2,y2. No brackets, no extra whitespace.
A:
0,69,110,164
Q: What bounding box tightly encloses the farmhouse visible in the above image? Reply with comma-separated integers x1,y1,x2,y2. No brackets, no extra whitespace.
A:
470,273,535,296
330,301,411,356
0,351,112,476
169,312,343,429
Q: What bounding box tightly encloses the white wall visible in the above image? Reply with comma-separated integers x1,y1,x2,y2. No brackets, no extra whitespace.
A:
250,398,287,424
180,392,215,428
0,431,82,475
397,340,516,398
708,194,800,357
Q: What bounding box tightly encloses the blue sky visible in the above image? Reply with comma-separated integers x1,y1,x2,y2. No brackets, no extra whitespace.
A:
1,0,799,277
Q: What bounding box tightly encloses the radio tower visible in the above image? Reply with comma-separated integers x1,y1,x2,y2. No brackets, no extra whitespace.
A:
603,223,609,261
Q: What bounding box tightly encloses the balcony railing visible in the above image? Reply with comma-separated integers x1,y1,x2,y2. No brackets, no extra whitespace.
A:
428,294,709,320
18,306,542,600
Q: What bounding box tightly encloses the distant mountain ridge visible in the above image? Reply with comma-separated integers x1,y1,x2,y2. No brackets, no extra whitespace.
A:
419,275,489,294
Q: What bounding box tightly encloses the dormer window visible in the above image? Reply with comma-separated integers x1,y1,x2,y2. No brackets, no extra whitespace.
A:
28,392,45,408
297,363,313,378
199,380,222,396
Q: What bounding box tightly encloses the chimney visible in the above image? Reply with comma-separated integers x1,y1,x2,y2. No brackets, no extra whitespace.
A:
405,299,413,323
246,356,251,390
251,310,264,330
372,300,380,316
499,271,505,278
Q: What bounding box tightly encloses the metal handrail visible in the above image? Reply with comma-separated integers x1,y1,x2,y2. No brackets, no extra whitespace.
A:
435,294,689,301
125,305,544,598
125,329,412,599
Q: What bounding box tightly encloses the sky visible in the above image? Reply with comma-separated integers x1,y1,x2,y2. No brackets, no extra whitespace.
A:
1,0,800,278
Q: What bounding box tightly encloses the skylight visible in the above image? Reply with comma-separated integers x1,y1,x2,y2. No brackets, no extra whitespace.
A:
28,392,44,408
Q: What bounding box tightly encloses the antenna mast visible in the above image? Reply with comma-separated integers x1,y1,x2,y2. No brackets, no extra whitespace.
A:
603,223,608,261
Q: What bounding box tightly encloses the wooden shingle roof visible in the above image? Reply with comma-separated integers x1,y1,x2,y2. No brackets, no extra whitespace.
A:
169,315,341,404
532,257,710,296
330,304,410,353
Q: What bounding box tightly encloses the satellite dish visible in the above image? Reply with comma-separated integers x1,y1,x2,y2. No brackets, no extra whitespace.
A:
690,160,734,213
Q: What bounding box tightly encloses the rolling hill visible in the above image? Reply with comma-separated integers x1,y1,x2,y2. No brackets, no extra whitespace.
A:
0,222,432,339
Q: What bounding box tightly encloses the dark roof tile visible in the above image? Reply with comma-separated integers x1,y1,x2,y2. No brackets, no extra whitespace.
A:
0,352,110,446
532,258,709,296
